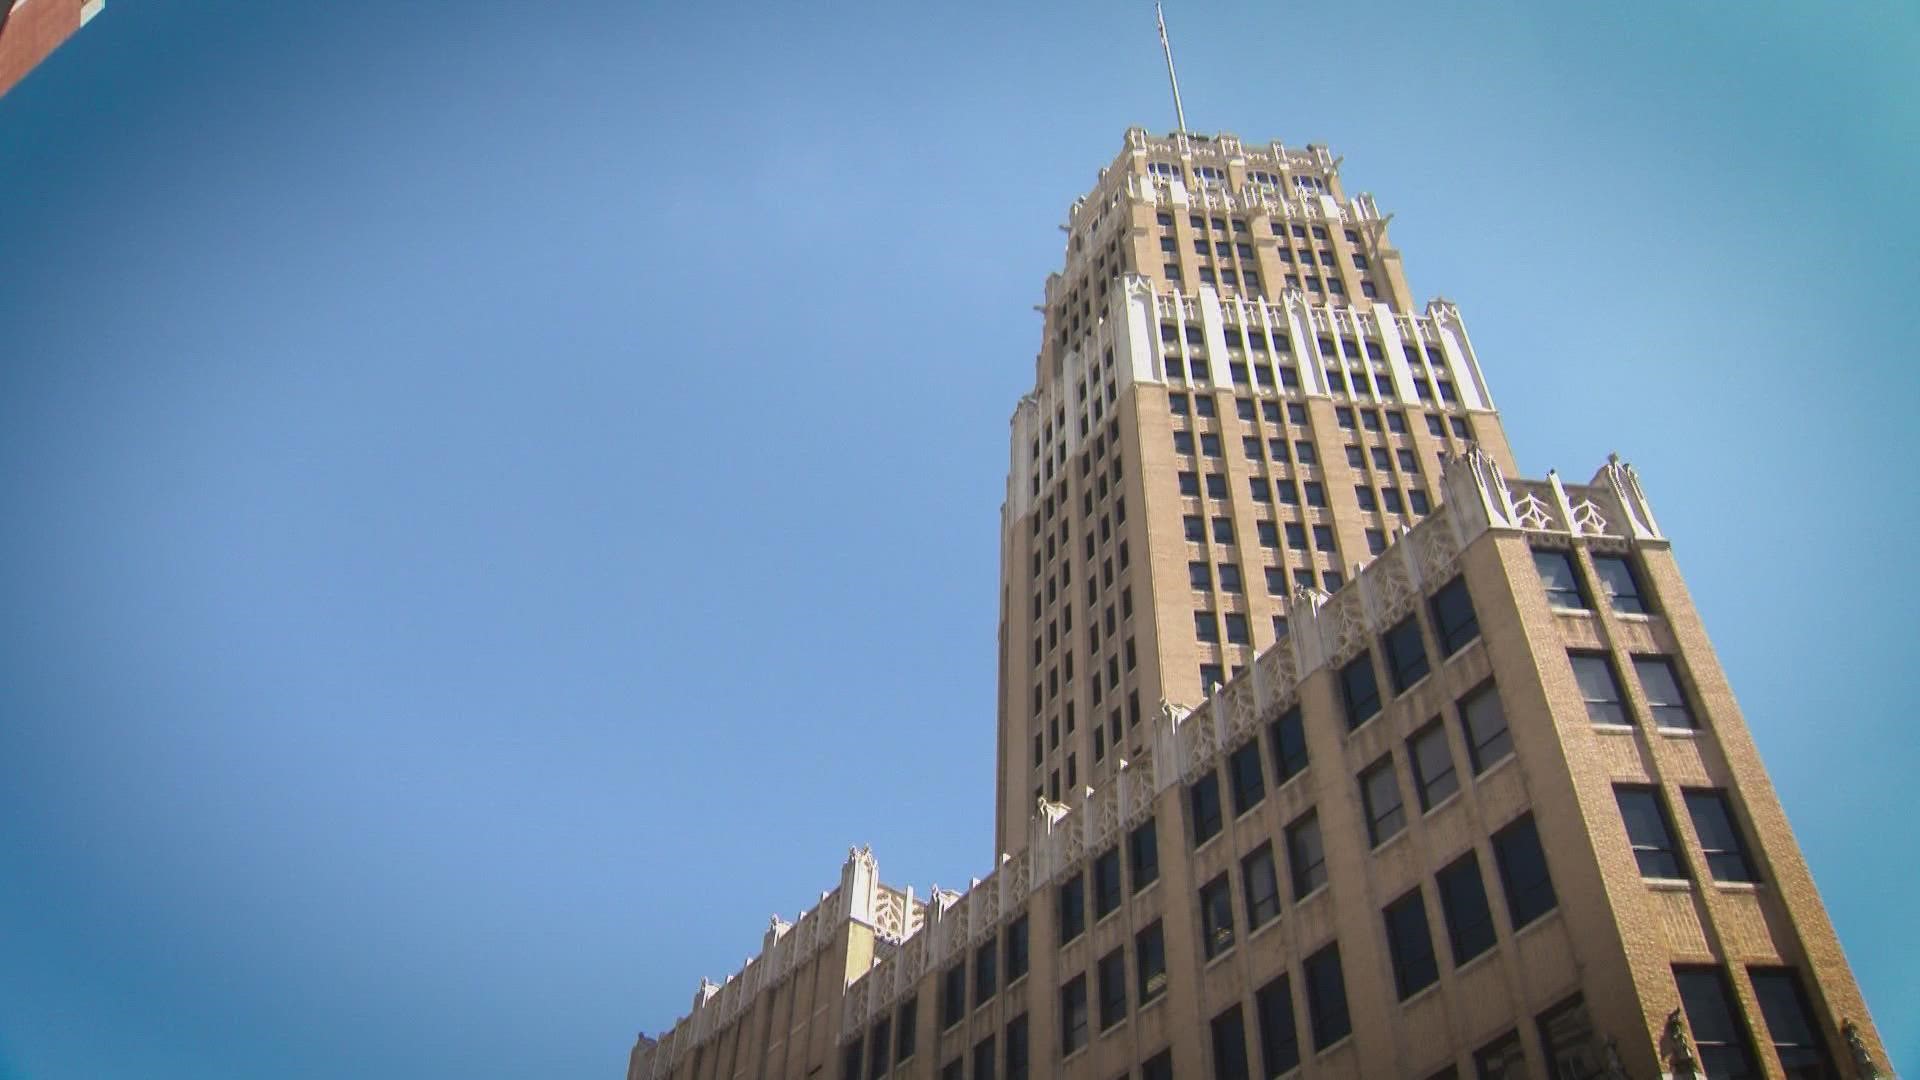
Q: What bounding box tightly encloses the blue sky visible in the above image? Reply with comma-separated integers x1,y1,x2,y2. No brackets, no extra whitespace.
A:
0,2,1913,1076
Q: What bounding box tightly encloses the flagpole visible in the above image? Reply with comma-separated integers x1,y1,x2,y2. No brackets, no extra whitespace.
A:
1155,1,1188,134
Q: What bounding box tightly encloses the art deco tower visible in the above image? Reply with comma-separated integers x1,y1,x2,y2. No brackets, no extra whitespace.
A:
994,128,1514,854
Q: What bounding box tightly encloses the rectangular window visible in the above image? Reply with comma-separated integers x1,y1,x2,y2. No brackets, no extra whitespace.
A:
1195,610,1220,643
1189,560,1211,590
1436,851,1497,966
1090,847,1123,920
1228,740,1266,815
1533,549,1589,610
1190,770,1224,846
1179,471,1200,497
896,997,918,1062
1409,721,1459,810
868,1019,891,1080
1059,975,1089,1055
1219,564,1243,592
1142,1050,1173,1080
1675,966,1761,1079
942,1059,963,1080
1493,814,1558,929
942,963,967,1028
1615,785,1687,879
1684,789,1760,883
1128,817,1160,892
1304,943,1351,1050
1206,473,1228,499
1242,843,1281,928
1634,656,1698,730
974,938,999,1006
1254,974,1301,1077
1341,651,1382,729
1430,575,1479,653
1003,1014,1028,1080
1287,811,1327,898
1269,705,1308,782
1592,554,1651,614
1749,968,1835,1077
1384,887,1439,999
972,1034,995,1080
1474,1030,1526,1080
1211,1004,1251,1080
1200,872,1235,960
1458,681,1513,774
1384,614,1430,692
1058,874,1086,944
1361,755,1406,846
1569,652,1628,726
1135,920,1166,1004
1005,915,1029,982
845,1037,865,1080
1096,948,1126,1030
1537,995,1606,1080
1225,612,1249,644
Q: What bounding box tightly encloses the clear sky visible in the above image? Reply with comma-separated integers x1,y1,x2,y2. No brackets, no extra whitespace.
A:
0,2,1914,1077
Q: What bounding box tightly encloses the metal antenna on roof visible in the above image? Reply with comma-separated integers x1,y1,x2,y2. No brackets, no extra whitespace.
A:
1155,1,1189,134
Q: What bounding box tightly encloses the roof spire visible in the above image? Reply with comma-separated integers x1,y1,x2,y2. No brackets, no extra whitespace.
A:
1154,1,1189,134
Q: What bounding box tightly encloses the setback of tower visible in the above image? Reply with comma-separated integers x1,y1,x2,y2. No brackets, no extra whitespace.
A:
624,130,1891,1080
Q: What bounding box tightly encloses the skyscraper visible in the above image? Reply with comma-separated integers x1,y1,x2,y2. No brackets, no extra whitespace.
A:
625,128,1890,1080
0,0,103,100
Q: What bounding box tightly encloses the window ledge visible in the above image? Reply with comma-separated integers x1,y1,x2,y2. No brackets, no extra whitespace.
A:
1511,908,1563,942
1476,752,1520,784
1193,834,1223,857
1139,992,1167,1015
1314,1034,1355,1059
1370,828,1410,856
1095,909,1122,929
1656,726,1704,739
1645,877,1694,893
1453,944,1501,979
1294,882,1330,907
1399,979,1444,1009
1246,914,1283,944
1132,879,1160,901
1712,880,1765,894
1590,722,1636,735
1097,1016,1129,1039
1233,802,1267,823
1395,671,1434,699
1062,1045,1090,1066
1613,611,1655,622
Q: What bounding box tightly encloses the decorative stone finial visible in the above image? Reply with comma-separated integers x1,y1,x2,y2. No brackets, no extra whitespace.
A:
1663,1009,1699,1078
1842,1020,1882,1078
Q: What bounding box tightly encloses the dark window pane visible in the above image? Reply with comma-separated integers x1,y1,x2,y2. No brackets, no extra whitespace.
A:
974,938,999,1005
1675,966,1761,1080
1191,771,1224,846
1287,811,1327,899
1361,756,1406,846
1135,921,1167,1004
1384,888,1439,999
1211,1004,1251,1080
1341,652,1382,729
1384,615,1430,692
1635,656,1698,731
1750,968,1836,1079
942,963,968,1027
1304,943,1351,1049
1430,575,1480,653
972,1034,995,1080
1685,789,1760,884
1004,1014,1028,1080
1537,995,1608,1080
1615,786,1686,879
896,997,918,1062
1059,976,1089,1055
1474,1030,1526,1080
1229,741,1266,815
1255,974,1301,1077
1269,705,1309,781
1142,1050,1174,1080
1409,721,1459,810
1200,872,1236,960
1436,852,1497,966
1129,817,1160,892
1097,949,1127,1030
1093,847,1123,919
1058,874,1086,944
1493,814,1558,929
1242,843,1281,928
1459,682,1512,773
1533,550,1588,610
1004,916,1028,982
867,1018,891,1080
1592,555,1651,614
1570,653,1628,726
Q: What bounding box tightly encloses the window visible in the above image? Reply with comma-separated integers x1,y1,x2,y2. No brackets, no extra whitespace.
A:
1228,741,1266,815
1206,473,1228,499
1312,525,1335,552
1189,561,1211,590
1254,975,1301,1077
942,1060,963,1080
1367,528,1387,555
1615,785,1687,879
868,1019,891,1080
1269,706,1308,782
1142,1051,1173,1080
1218,564,1243,592
1361,756,1406,846
1304,943,1351,1049
975,938,999,1006
1190,770,1224,846
1430,576,1479,653
1384,888,1439,999
1200,872,1235,959
972,1034,995,1080
1685,789,1759,883
1493,814,1558,929
1408,721,1459,810
1287,811,1327,898
1225,612,1249,644
1173,430,1195,454
1592,554,1650,614
1196,395,1216,417
1005,915,1029,982
1184,515,1206,542
1304,482,1326,507
1128,817,1160,891
845,1037,865,1080
1179,471,1201,497
1094,948,1127,1031
1052,872,1088,946
1384,615,1430,692
1458,681,1513,774
942,962,968,1028
1474,1030,1526,1080
1634,656,1698,730
1750,968,1835,1077
1210,1004,1251,1080
1675,966,1761,1079
1060,975,1089,1055
1004,1015,1028,1080
896,997,918,1062
1569,652,1628,726
1195,611,1220,643
1200,433,1222,457
1293,439,1316,464
1410,489,1430,514
1340,652,1382,729
1258,521,1280,549
1284,522,1306,550
1537,995,1607,1080
1079,849,1120,925
1533,549,1588,610
1242,843,1281,928
1436,852,1497,966
1135,920,1167,1004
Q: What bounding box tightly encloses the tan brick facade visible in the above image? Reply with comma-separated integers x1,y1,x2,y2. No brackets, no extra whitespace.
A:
625,131,1890,1080
0,0,101,100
